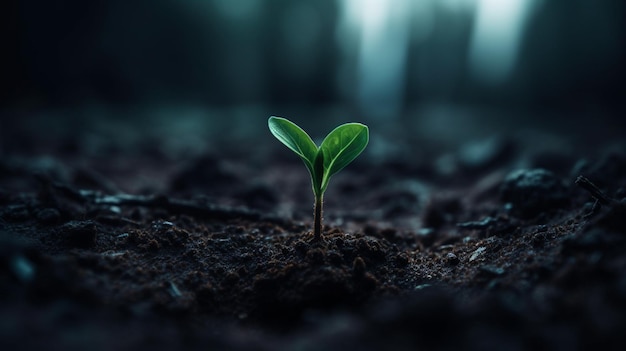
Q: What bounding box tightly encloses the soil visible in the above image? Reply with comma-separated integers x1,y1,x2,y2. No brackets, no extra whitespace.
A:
1,110,626,350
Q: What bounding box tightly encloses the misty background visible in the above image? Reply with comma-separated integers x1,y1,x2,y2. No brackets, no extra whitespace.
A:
2,0,625,159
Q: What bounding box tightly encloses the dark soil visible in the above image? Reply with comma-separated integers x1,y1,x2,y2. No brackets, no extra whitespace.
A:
2,110,626,350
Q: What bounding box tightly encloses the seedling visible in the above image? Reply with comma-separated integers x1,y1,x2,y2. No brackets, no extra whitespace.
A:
268,116,369,240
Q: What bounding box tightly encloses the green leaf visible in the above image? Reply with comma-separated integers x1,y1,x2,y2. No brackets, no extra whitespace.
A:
268,117,369,198
319,123,369,192
268,116,321,192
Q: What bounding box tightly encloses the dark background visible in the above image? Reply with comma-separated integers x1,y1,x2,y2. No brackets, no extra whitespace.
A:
2,0,625,158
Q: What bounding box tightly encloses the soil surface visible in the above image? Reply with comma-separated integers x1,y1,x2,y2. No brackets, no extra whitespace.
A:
1,109,626,350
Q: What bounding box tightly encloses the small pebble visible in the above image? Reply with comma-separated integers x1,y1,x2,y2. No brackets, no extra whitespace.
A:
11,255,35,283
446,252,459,265
469,247,486,262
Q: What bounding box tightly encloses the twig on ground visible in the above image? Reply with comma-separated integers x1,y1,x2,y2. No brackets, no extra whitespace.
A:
575,175,615,206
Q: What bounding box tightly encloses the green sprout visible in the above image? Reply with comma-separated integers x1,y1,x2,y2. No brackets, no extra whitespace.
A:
268,116,369,240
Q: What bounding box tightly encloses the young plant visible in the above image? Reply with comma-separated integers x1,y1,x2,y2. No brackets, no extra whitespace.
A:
268,116,369,240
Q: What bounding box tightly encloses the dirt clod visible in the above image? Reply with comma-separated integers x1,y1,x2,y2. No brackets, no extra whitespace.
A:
500,168,570,219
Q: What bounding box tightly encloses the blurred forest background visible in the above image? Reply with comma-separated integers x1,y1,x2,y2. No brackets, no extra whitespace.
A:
2,0,625,157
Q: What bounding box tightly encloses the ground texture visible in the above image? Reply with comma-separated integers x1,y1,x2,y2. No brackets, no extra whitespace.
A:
1,111,625,350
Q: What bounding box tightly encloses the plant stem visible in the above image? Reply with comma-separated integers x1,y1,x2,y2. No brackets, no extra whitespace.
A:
313,194,323,240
